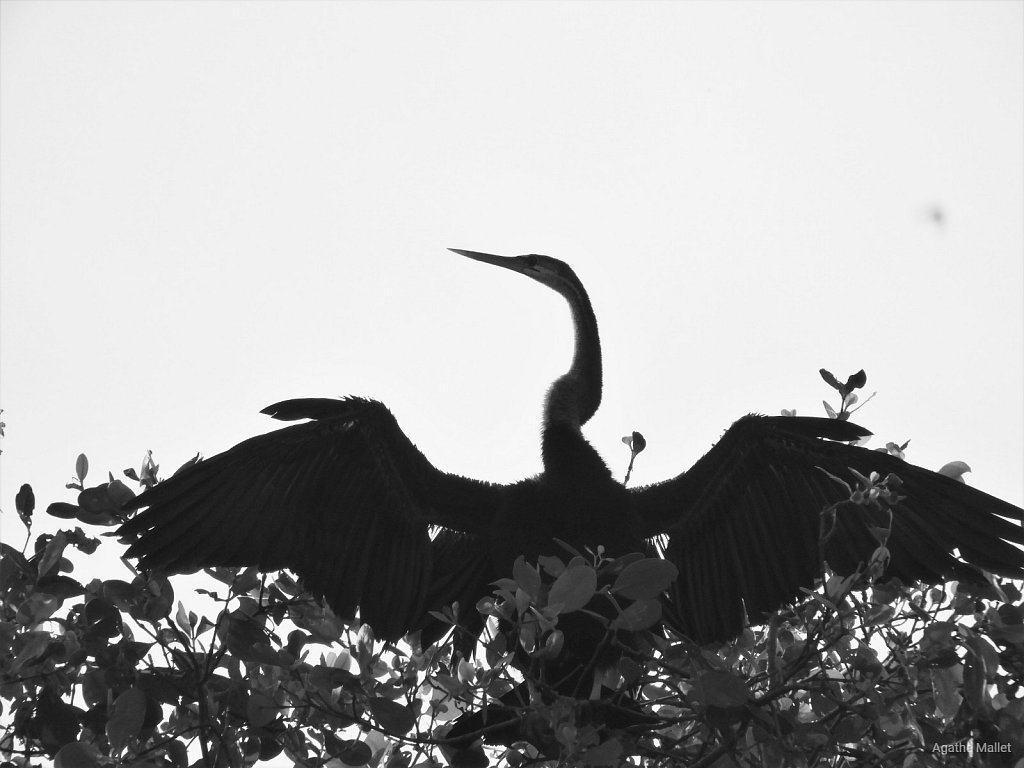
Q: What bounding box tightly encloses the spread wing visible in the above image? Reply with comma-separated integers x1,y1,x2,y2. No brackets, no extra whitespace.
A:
632,415,1024,643
120,397,503,640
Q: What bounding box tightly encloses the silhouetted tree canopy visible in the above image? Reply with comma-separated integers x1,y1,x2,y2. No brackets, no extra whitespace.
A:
3,385,1023,767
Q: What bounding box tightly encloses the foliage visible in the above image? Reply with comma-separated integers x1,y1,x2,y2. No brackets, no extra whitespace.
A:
2,375,1023,767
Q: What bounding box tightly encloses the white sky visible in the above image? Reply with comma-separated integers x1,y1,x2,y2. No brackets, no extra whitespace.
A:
2,0,1022,566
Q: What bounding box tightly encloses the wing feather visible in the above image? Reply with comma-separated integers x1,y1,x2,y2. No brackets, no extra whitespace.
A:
120,397,503,640
635,414,1023,643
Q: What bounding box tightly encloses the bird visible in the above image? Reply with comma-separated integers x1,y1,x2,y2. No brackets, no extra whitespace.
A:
120,249,1024,655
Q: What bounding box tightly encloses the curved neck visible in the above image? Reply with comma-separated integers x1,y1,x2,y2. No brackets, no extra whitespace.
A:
544,280,602,430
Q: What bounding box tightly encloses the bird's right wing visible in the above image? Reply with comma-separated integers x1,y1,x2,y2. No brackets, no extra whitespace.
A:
119,397,503,640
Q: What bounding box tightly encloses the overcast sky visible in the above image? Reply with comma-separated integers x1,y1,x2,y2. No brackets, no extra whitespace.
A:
2,1,1022,565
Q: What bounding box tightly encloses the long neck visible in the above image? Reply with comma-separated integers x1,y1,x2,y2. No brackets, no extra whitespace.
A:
543,281,602,430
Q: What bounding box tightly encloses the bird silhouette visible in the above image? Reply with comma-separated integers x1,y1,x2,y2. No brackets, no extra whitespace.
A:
120,249,1023,654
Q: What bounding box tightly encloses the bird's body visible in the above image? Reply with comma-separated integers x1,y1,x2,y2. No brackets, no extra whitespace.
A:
121,249,1024,656
490,430,643,573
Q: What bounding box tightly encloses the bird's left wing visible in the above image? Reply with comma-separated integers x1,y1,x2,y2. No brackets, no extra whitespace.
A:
631,415,1024,643
119,397,503,640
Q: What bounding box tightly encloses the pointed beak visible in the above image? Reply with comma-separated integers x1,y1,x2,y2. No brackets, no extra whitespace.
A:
449,248,521,272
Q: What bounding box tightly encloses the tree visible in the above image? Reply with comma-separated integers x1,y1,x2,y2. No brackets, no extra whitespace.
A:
3,376,1023,767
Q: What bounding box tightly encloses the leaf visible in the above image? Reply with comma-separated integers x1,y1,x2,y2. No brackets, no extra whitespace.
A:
937,461,971,482
367,697,415,735
16,484,34,526
328,738,372,766
76,485,120,525
246,691,279,728
174,601,194,634
845,369,867,390
630,431,646,453
309,664,359,695
512,556,542,598
76,454,89,484
819,368,841,392
38,531,69,577
930,666,962,719
621,431,647,454
15,593,62,627
164,740,189,768
537,554,565,577
691,670,753,707
104,478,135,509
46,502,81,519
962,635,988,711
611,558,678,600
54,742,100,768
12,630,51,670
106,687,147,754
37,575,86,601
611,598,662,631
531,628,564,659
449,748,490,768
85,597,122,639
102,579,139,608
578,737,623,766
547,564,597,613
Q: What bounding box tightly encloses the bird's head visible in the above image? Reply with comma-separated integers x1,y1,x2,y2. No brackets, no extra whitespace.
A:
449,248,584,299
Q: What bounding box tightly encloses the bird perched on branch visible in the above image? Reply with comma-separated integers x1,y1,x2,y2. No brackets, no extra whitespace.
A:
120,249,1023,651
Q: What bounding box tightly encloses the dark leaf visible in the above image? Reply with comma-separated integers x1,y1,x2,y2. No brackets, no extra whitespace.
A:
286,629,309,658
15,592,62,626
46,502,81,520
962,635,988,711
611,598,662,631
104,479,135,510
449,749,490,768
106,687,147,755
165,740,189,768
64,527,100,554
174,601,194,634
12,630,51,670
537,554,566,577
547,564,597,613
845,369,867,390
691,670,753,707
937,461,971,482
220,610,272,661
76,485,121,526
327,737,372,766
38,532,69,577
16,484,34,526
101,579,139,608
37,575,86,601
142,575,174,621
246,692,279,728
258,737,284,762
578,738,623,766
54,742,99,768
309,664,360,696
368,697,415,735
75,454,89,484
84,597,122,639
512,556,542,599
819,368,842,392
930,666,962,719
630,431,646,454
1,543,32,584
611,558,678,600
